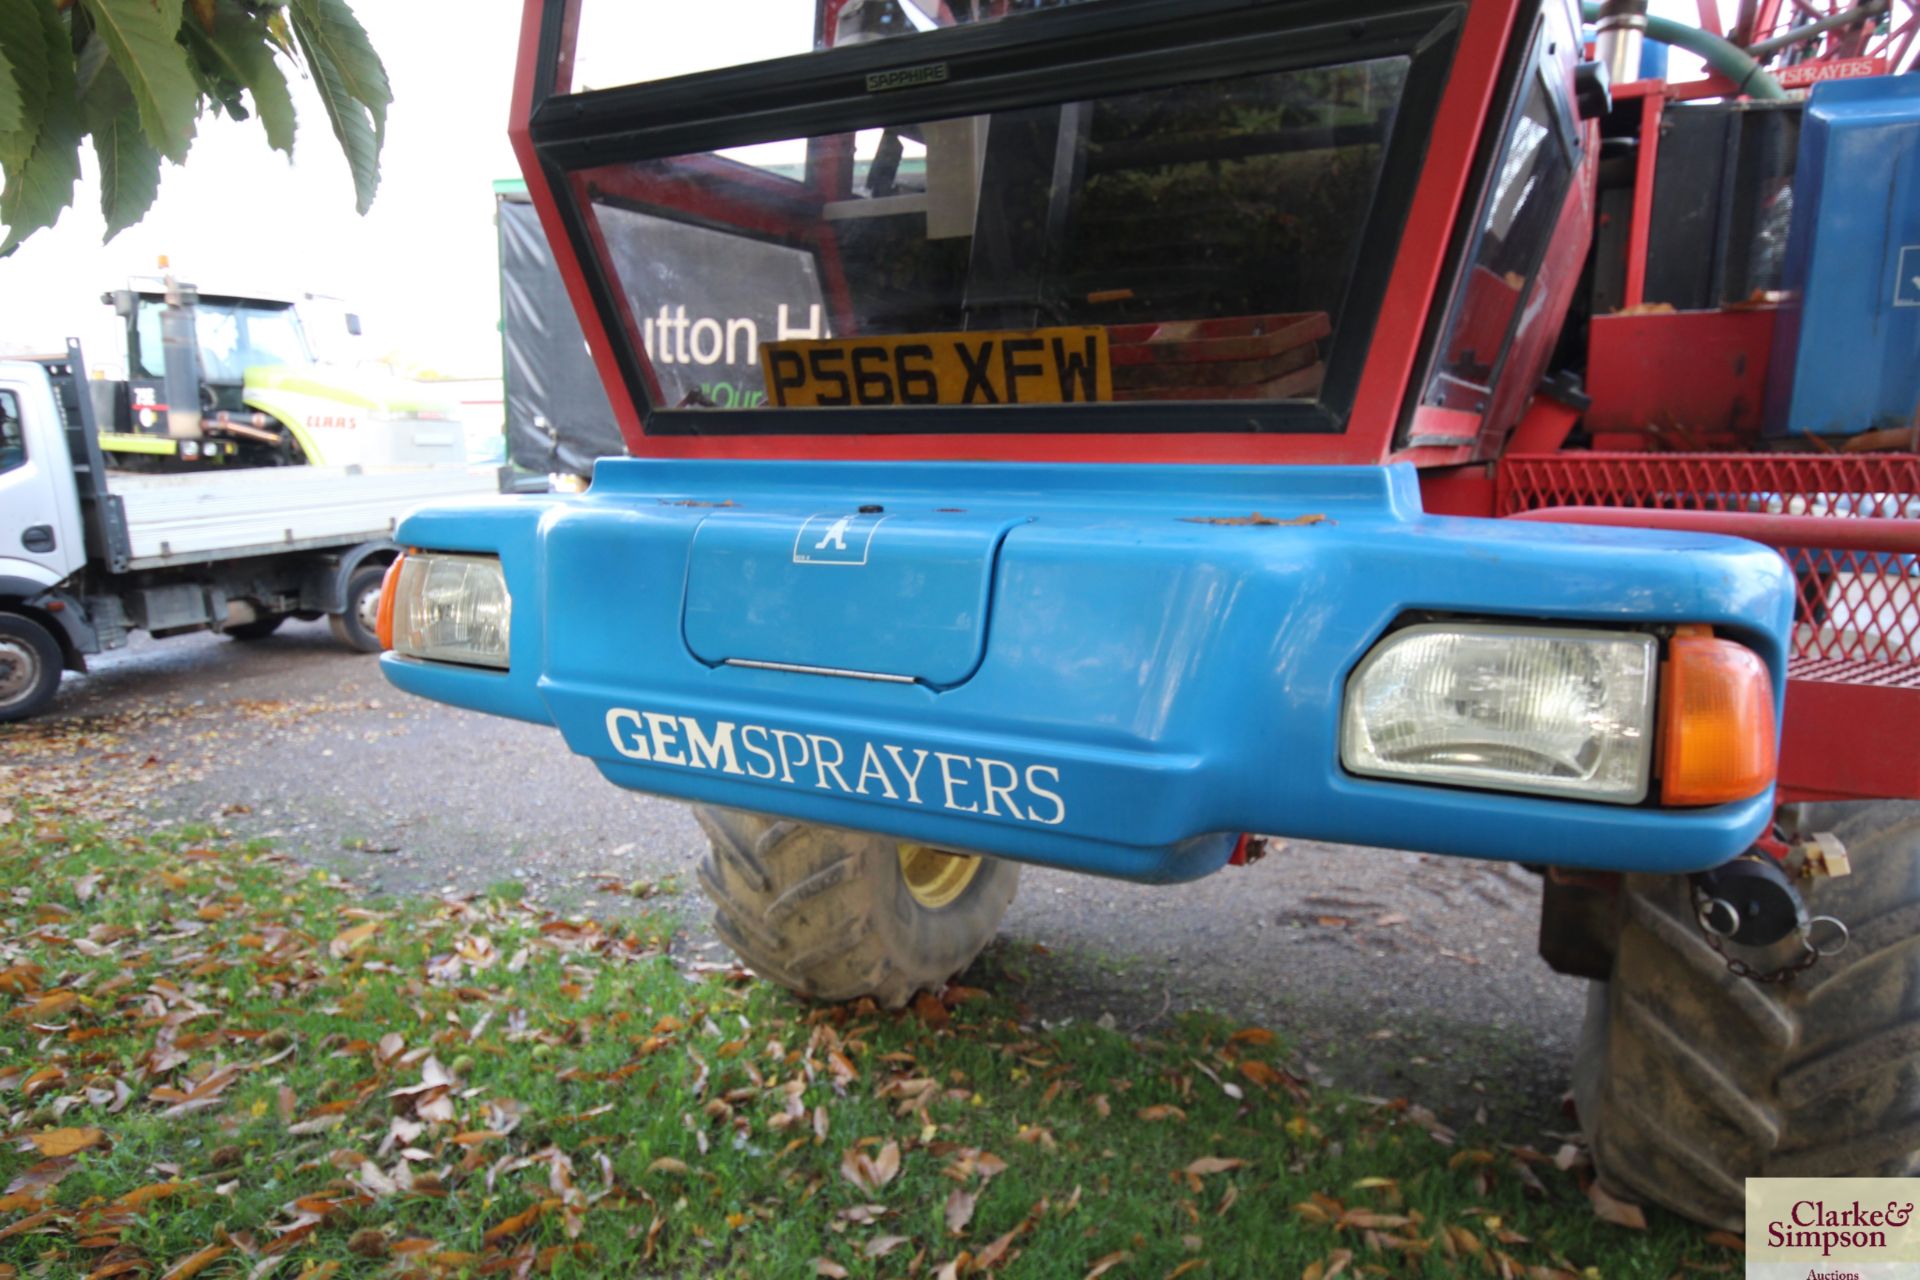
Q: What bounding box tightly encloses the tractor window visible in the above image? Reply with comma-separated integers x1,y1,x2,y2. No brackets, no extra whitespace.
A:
565,0,1113,95
133,302,165,380
193,301,312,384
579,55,1410,418
134,297,312,384
1424,67,1575,409
0,390,25,475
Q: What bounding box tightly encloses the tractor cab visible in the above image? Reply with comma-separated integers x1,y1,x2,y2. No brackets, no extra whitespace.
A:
87,273,466,472
516,0,1597,464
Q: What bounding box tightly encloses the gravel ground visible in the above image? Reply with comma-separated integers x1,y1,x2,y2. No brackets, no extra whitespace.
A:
14,622,1588,1131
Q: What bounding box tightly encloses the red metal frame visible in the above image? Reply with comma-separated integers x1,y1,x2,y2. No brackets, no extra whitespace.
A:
511,0,1531,466
1584,308,1780,451
1615,82,1665,314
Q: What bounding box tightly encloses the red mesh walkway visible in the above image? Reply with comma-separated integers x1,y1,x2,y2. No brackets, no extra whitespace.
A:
1496,453,1920,673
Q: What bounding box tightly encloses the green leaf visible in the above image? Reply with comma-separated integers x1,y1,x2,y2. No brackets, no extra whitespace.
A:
184,2,293,155
1,0,82,255
74,0,197,163
0,0,51,173
91,107,160,238
0,29,24,140
80,61,160,240
288,0,387,215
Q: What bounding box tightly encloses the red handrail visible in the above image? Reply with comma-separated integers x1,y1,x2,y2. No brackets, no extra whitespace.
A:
1507,506,1920,554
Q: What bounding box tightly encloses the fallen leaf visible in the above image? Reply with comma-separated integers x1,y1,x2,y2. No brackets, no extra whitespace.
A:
87,1261,147,1279
329,922,379,959
946,1186,977,1235
28,1127,104,1157
449,1130,504,1146
1227,1028,1275,1046
812,1262,850,1279
347,1229,389,1258
160,1247,227,1280
1137,1105,1186,1122
646,1157,689,1177
11,990,76,1021
1586,1180,1647,1230
841,1141,902,1194
1068,1250,1128,1279
1705,1230,1745,1253
913,991,951,1029
115,1181,184,1210
484,1199,556,1244
1014,1125,1056,1150
1185,1157,1247,1176
6,1157,74,1197
0,1212,55,1241
864,1236,909,1259
1163,1261,1208,1279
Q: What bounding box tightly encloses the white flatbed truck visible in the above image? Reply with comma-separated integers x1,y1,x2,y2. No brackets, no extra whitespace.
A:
0,343,499,721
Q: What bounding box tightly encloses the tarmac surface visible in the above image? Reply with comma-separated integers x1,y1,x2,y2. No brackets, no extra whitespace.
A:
15,622,1589,1133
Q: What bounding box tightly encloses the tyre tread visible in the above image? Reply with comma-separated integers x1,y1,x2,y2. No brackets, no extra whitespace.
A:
695,806,1015,1008
1579,802,1920,1229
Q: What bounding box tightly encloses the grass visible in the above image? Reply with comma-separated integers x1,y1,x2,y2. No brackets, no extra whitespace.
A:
0,811,1740,1279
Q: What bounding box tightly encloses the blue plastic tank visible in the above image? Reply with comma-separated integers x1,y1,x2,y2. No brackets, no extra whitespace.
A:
1766,74,1920,438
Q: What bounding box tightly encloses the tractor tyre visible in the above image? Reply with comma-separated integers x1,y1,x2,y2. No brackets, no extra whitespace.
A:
1574,801,1920,1229
224,614,286,640
695,806,1019,1008
329,564,387,653
0,612,62,723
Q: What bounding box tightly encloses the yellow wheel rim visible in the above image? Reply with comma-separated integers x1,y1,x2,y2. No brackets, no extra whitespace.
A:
897,845,983,910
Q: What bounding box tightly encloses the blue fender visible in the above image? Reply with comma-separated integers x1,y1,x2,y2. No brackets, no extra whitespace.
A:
383,461,1794,881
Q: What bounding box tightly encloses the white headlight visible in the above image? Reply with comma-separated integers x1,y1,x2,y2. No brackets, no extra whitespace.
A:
391,553,511,670
1341,624,1657,803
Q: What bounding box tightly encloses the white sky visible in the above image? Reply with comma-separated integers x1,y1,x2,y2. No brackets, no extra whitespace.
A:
0,0,1718,379
0,0,523,377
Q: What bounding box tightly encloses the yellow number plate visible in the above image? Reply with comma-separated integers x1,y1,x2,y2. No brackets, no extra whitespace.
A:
760,327,1112,408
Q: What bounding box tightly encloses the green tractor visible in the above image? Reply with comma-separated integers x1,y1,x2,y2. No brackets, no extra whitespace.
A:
89,268,465,472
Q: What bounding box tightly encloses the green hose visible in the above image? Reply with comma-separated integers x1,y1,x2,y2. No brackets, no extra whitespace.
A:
1580,3,1788,100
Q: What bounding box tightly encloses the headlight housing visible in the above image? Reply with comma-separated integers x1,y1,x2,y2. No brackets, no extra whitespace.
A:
1341,623,1657,804
385,552,511,670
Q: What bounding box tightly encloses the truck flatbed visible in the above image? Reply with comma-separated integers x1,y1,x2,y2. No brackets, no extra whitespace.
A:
107,465,499,570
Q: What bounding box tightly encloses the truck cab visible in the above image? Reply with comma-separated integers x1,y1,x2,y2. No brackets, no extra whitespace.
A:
0,346,498,721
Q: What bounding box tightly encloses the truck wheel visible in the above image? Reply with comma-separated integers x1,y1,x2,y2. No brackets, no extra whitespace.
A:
695,806,1019,1008
0,613,62,723
224,614,286,640
1574,802,1920,1229
329,564,386,653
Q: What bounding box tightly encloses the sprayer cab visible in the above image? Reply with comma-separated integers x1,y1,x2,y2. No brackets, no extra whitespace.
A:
510,0,1615,466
